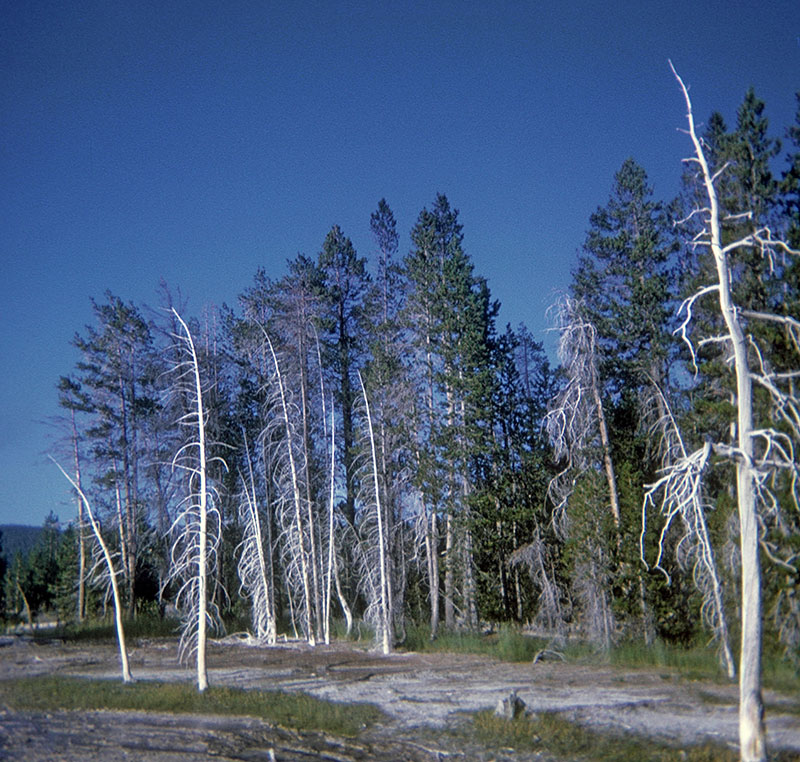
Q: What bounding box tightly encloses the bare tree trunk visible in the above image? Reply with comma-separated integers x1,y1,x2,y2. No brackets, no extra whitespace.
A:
179,312,210,691
427,505,440,638
324,406,336,645
673,65,765,761
53,459,133,683
69,407,87,622
359,372,391,654
444,513,455,629
590,371,620,530
264,330,315,645
238,435,277,645
299,341,322,641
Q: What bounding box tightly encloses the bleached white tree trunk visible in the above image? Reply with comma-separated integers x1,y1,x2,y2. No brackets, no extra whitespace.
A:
262,329,315,645
168,309,223,693
324,404,336,644
359,372,391,654
237,434,277,645
52,459,133,683
667,64,799,761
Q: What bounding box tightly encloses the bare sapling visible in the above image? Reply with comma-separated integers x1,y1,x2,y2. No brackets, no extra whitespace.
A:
167,308,225,692
509,528,567,638
664,63,800,762
51,458,133,683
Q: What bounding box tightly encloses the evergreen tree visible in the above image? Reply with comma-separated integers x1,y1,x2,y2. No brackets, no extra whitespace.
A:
363,199,413,644
404,194,496,631
318,227,370,529
71,293,160,616
570,158,682,642
572,157,674,396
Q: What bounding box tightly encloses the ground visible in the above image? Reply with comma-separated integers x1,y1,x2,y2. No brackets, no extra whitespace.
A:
0,634,798,761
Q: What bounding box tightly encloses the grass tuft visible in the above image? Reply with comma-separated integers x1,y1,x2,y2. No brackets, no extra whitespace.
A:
0,675,384,737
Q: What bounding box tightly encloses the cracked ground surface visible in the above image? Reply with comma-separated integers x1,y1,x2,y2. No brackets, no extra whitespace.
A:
0,635,798,760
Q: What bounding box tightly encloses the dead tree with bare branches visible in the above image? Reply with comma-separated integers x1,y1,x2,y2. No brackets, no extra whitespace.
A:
641,384,736,678
52,458,133,683
544,295,618,646
166,309,226,692
654,64,800,762
236,433,277,645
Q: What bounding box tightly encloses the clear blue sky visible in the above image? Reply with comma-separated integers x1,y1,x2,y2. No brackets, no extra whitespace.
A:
2,0,798,528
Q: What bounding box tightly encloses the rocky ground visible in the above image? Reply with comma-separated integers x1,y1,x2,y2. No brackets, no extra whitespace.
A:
0,634,798,760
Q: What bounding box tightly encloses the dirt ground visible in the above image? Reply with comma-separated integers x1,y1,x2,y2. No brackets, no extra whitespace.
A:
0,634,798,761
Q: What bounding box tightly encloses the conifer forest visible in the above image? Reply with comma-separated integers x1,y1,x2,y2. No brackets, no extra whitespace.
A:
3,74,800,761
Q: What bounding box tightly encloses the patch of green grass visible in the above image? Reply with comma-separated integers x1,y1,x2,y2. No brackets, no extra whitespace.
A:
608,639,725,677
469,710,794,762
602,640,800,694
403,624,800,699
33,614,180,643
762,652,800,695
402,623,548,661
0,676,384,737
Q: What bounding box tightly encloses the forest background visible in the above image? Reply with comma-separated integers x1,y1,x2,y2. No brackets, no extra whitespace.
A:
2,70,800,670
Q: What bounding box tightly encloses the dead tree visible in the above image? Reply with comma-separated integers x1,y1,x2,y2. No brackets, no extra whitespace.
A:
167,309,225,692
236,433,277,645
355,371,392,653
261,329,316,645
658,64,800,762
52,459,133,683
545,296,621,533
544,296,617,646
641,384,736,678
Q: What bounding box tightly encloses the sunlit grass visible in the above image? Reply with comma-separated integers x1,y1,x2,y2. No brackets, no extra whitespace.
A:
0,675,384,737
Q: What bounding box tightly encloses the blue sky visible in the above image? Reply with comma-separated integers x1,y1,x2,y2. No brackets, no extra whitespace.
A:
2,0,799,528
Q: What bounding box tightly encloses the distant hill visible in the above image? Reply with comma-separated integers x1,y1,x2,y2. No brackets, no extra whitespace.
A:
0,525,44,561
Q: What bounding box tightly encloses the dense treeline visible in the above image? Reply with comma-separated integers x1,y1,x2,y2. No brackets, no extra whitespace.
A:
3,86,799,676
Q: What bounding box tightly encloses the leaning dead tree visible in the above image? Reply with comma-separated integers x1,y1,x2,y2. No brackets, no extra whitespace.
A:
658,63,800,762
543,295,617,645
545,296,621,534
52,458,133,683
167,309,225,692
508,529,566,638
